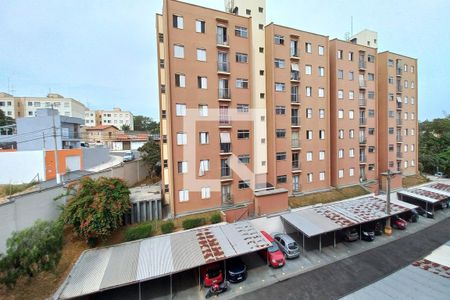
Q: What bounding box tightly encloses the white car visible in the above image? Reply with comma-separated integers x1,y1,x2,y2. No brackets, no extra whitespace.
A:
123,151,134,162
434,172,446,178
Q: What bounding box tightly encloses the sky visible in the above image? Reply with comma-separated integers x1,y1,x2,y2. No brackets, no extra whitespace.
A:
0,0,449,121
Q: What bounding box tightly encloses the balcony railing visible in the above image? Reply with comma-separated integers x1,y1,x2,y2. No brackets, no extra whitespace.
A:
291,139,300,148
61,132,81,139
396,118,402,126
359,118,367,125
396,67,402,76
291,116,300,126
218,88,231,99
216,35,229,46
291,94,299,104
219,117,231,126
221,168,231,178
220,143,231,154
359,156,367,163
359,60,367,69
396,84,403,93
292,161,301,170
291,71,300,81
396,102,403,109
397,151,403,158
359,137,367,144
359,80,367,88
222,193,233,205
290,50,299,58
396,135,403,142
217,61,230,73
359,98,367,106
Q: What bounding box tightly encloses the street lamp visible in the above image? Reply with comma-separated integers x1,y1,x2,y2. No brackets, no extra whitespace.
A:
383,169,393,236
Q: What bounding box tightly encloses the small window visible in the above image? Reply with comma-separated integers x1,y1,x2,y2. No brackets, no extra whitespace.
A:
196,20,206,33
319,109,325,119
368,55,375,63
201,187,211,199
307,173,313,183
178,161,188,174
275,82,285,92
259,24,264,30
197,76,208,89
337,69,344,79
172,15,184,29
318,45,324,56
174,44,184,58
337,50,343,59
179,189,189,202
159,59,165,68
175,103,186,116
306,86,312,97
306,108,312,119
276,152,287,160
318,88,325,98
239,180,250,189
198,105,208,116
158,33,164,43
277,175,287,184
275,105,286,114
305,65,312,75
388,59,394,67
199,132,209,144
196,48,207,61
274,34,284,45
305,42,312,53
236,78,249,89
177,132,187,145
319,151,325,160
237,104,249,112
276,129,286,138
368,73,375,81
238,155,250,165
245,9,251,15
348,52,353,61
274,58,285,68
175,73,186,87
236,52,248,63
318,67,325,77
235,26,248,38
306,130,313,140
237,130,250,139
258,7,264,13
306,151,313,161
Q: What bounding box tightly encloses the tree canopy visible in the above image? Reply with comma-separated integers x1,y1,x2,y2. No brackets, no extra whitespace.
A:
133,115,159,133
138,140,161,177
0,109,15,127
419,117,450,176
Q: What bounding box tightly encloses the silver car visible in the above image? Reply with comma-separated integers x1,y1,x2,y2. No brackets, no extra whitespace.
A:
273,233,300,259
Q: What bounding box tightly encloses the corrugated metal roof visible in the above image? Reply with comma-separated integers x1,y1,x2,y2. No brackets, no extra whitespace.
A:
55,221,269,299
282,209,341,237
398,190,440,203
420,186,450,197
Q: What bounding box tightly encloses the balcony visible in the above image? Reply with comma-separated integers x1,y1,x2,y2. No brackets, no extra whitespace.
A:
397,151,403,158
217,62,230,74
219,117,231,127
359,80,367,89
291,116,300,127
221,168,232,179
396,135,403,143
359,137,367,144
359,118,367,126
359,60,367,70
220,143,232,154
222,193,233,205
396,83,403,93
396,102,403,110
359,156,367,163
291,94,300,105
216,35,229,48
292,161,301,171
396,67,402,76
359,97,367,107
218,88,231,100
291,139,301,149
396,118,402,126
290,71,300,82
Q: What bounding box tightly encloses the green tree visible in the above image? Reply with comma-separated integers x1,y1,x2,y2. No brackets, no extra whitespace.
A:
121,124,131,131
138,140,161,177
60,177,131,245
0,220,63,288
419,116,450,176
133,115,160,133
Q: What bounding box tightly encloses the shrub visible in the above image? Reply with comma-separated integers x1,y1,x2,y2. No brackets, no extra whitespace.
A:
0,220,63,288
210,212,222,224
160,221,175,234
182,217,206,230
124,222,153,242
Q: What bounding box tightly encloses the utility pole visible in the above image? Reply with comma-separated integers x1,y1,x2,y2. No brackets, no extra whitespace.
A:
42,132,46,149
384,169,393,236
51,105,61,184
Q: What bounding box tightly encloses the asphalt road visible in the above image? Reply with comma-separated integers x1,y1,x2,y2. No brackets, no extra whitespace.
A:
236,216,450,300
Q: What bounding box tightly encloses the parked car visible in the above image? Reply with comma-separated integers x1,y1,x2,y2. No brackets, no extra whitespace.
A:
342,228,359,242
361,228,375,242
400,209,419,223
273,233,300,259
259,231,285,268
200,262,223,287
392,215,407,230
434,172,446,178
226,257,247,283
123,151,135,162
373,221,385,236
415,206,434,219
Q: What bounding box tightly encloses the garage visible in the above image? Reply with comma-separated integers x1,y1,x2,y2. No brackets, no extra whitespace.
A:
65,155,81,172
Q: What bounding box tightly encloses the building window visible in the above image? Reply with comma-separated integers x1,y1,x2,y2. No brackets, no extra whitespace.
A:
306,151,313,161
306,108,312,119
319,130,325,140
259,47,264,53
237,104,249,112
319,172,325,181
318,45,324,55
306,130,313,140
338,90,344,99
337,69,344,79
173,15,184,29
338,129,344,139
196,20,206,33
388,127,394,134
277,176,287,184
368,55,375,63
196,48,207,61
199,104,208,116
238,155,250,164
318,66,325,77
368,91,375,99
236,52,248,63
199,132,209,144
275,82,286,92
388,59,394,67
349,148,355,157
246,8,251,15
389,144,394,151
338,109,344,119
348,71,354,81
276,152,287,161
274,58,285,68
305,42,312,53
337,50,343,59
235,26,248,38
368,73,375,81
177,132,187,145
259,7,264,13
349,168,355,177
306,86,312,97
368,110,375,118
179,189,189,202
388,76,394,84
348,51,353,61
318,88,325,98
319,151,325,160
305,65,312,75
175,103,186,116
338,169,344,178
368,128,375,135
198,76,208,89
236,78,249,89
338,149,344,158
160,85,166,93
307,173,313,183
349,110,354,120
274,34,284,45
174,44,184,58
275,105,286,115
276,129,286,138
177,161,188,174
158,33,164,43
411,81,415,89
349,91,354,100
237,130,250,139
319,109,325,119
239,180,251,189
368,146,375,153
175,73,186,88
201,187,211,199
159,59,165,68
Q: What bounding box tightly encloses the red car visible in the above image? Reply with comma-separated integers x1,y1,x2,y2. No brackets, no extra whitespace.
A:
200,262,223,287
392,215,407,230
259,231,286,268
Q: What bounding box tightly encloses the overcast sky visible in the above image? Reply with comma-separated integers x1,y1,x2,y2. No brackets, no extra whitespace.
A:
1,0,449,120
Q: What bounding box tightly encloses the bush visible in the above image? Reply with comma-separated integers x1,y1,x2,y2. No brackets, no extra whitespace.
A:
182,218,206,230
160,221,175,234
0,220,63,288
124,222,153,242
210,213,222,224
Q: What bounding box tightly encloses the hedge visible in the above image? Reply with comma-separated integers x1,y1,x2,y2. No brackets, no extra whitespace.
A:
160,221,175,234
124,222,153,242
210,213,222,224
182,217,206,230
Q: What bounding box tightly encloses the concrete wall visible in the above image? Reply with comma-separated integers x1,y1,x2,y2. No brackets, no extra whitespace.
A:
0,158,149,253
82,147,110,169
0,150,45,183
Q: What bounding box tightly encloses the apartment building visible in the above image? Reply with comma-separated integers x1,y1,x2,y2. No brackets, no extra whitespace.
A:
266,24,331,194
0,93,87,119
158,0,419,218
84,108,134,130
377,52,418,177
329,39,378,187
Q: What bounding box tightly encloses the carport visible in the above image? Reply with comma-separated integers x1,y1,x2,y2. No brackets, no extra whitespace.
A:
281,196,416,252
53,221,270,300
397,185,450,214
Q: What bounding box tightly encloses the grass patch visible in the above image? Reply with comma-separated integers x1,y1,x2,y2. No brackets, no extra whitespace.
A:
289,185,369,208
402,174,430,188
0,182,37,198
160,221,175,234
123,222,154,242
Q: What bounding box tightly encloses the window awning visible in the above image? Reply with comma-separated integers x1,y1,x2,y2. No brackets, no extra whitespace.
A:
397,97,402,103
291,63,299,71
220,132,231,143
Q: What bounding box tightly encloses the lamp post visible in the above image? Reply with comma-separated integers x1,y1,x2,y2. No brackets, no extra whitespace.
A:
384,169,393,236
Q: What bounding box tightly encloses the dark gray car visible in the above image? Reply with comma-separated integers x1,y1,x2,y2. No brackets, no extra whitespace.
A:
273,233,300,259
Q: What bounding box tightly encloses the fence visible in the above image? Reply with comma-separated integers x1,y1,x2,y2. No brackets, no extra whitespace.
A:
0,159,149,253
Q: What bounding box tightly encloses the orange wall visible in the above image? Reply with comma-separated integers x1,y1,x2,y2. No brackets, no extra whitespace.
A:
45,149,83,180
255,190,288,216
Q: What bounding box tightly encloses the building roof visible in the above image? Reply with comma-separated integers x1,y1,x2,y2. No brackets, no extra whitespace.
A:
114,133,148,142
282,196,415,237
129,184,161,203
85,125,120,131
54,221,270,299
398,184,450,204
